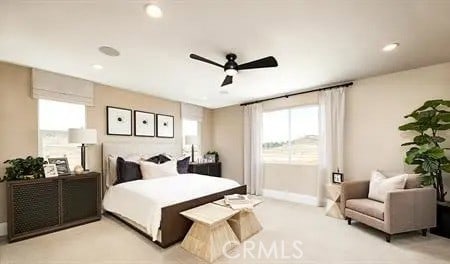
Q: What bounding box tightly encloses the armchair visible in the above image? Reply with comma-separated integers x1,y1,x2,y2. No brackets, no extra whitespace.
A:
341,179,436,242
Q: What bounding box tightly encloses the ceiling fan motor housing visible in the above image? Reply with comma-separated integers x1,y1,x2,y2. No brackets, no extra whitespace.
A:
224,53,238,75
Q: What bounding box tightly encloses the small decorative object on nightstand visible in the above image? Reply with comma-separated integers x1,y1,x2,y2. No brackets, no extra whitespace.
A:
332,169,344,184
188,162,221,177
325,184,344,219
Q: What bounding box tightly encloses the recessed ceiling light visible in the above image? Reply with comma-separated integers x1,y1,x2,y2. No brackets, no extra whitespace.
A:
98,46,120,57
382,43,399,52
144,4,163,18
91,64,103,70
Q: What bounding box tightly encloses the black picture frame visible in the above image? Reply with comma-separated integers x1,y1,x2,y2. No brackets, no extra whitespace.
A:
48,157,70,175
332,172,344,184
134,110,156,137
156,114,174,138
106,106,132,136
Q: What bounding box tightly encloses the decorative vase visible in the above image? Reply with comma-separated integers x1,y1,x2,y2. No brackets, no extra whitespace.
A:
74,165,84,174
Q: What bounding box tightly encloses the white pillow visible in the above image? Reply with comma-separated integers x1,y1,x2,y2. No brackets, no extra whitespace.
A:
368,171,407,202
140,160,178,179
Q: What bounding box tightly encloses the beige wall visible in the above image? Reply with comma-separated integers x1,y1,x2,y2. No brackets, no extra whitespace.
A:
0,61,212,223
86,84,183,174
345,62,450,188
212,62,450,200
212,105,244,184
0,63,38,223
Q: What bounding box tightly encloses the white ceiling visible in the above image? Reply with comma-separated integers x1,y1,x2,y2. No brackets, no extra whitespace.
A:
1,0,450,108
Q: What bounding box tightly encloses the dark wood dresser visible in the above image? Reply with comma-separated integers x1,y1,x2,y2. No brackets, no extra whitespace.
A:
6,172,101,242
188,162,221,177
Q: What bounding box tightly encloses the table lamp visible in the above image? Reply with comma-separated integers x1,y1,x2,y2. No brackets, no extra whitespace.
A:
185,135,199,162
68,128,98,171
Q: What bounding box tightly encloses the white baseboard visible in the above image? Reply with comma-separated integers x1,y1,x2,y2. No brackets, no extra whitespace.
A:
262,189,318,206
0,222,6,236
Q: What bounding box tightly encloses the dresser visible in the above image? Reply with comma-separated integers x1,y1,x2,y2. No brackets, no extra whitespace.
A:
188,162,222,177
6,172,101,242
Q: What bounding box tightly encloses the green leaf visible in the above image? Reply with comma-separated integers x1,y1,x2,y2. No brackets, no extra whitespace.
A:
414,166,426,174
440,100,450,107
436,123,450,130
422,159,440,172
442,164,450,173
416,100,444,111
399,122,426,132
421,174,434,186
426,147,445,159
437,112,450,122
401,142,416,146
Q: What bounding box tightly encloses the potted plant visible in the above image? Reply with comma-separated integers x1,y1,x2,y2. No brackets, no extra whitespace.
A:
399,99,450,238
1,156,47,182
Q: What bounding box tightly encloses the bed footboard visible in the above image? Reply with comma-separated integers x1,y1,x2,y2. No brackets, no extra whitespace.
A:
159,185,247,248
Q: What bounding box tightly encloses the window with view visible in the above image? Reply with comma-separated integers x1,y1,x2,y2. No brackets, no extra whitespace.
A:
38,99,86,170
262,105,319,165
182,119,201,160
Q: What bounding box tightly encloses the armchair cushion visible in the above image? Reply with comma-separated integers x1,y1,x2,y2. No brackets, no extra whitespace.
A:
346,198,384,220
368,171,407,202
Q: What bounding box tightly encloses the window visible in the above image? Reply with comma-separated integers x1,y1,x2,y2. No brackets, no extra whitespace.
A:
262,105,319,165
182,119,201,159
38,99,86,170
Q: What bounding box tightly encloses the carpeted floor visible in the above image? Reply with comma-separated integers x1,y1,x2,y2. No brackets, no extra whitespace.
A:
1,198,449,264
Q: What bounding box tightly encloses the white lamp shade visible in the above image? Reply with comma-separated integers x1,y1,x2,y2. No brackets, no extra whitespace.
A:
185,135,198,145
68,128,97,144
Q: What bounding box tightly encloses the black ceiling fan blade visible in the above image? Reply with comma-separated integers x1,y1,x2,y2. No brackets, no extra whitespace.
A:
189,54,223,68
221,75,233,87
238,56,278,70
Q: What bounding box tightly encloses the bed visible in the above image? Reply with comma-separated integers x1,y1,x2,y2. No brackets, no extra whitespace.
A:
102,142,246,248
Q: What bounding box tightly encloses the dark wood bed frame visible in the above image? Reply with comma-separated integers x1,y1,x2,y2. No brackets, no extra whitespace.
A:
106,185,247,248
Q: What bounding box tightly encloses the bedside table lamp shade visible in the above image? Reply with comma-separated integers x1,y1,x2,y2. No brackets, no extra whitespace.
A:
68,128,97,171
185,135,199,162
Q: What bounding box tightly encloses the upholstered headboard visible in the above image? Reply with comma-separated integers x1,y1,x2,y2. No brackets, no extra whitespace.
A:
102,142,182,190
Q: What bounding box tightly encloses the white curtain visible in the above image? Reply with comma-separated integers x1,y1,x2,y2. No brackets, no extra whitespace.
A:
244,103,263,195
318,88,345,206
32,69,94,106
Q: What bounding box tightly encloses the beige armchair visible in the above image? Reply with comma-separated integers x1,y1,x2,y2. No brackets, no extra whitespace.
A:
340,179,436,242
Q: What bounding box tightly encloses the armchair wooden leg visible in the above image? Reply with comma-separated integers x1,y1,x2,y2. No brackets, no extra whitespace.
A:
421,229,427,236
385,234,391,243
347,218,352,225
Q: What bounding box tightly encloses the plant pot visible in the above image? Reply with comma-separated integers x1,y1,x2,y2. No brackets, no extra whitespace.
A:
431,201,450,239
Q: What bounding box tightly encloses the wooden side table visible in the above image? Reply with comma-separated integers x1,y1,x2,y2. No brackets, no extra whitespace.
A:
325,184,344,219
180,203,239,263
213,198,263,241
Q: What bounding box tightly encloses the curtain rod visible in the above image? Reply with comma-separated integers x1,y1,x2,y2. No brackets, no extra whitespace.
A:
240,81,354,106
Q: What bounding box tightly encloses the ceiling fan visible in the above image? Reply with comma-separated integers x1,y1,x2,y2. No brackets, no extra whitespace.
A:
189,53,278,87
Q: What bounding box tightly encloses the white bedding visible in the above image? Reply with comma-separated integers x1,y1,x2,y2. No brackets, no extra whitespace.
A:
102,174,240,240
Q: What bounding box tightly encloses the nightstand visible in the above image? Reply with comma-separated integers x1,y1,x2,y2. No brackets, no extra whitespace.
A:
325,183,344,219
188,162,222,177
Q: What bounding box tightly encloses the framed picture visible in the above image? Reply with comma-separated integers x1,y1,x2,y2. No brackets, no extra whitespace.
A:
134,110,155,137
204,154,216,163
156,114,174,138
48,157,70,175
332,172,344,184
107,106,132,136
43,164,59,178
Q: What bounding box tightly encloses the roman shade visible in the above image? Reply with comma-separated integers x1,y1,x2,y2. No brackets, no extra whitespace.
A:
181,103,203,121
32,69,94,106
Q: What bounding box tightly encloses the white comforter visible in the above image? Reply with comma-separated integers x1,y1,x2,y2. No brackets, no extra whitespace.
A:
103,174,240,240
